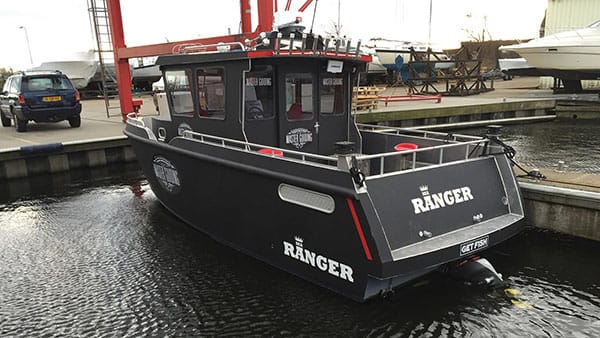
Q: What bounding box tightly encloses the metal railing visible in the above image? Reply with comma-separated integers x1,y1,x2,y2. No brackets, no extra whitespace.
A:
357,123,481,142
273,33,363,59
126,112,145,127
173,41,247,54
355,139,489,178
180,130,340,169
126,114,490,178
180,128,489,179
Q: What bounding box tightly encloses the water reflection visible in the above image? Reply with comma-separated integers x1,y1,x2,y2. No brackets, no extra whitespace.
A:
0,166,599,336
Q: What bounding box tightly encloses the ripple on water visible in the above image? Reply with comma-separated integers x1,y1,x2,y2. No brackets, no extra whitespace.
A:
1,174,599,337
454,120,600,174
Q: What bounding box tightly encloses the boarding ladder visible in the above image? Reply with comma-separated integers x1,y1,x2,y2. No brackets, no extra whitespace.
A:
87,0,120,118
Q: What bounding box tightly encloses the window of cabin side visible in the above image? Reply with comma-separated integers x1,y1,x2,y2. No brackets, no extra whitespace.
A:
320,73,345,115
285,73,314,121
244,65,274,120
197,67,225,120
165,70,193,117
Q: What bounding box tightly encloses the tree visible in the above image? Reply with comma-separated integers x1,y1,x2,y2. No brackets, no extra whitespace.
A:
324,20,344,38
0,68,15,89
463,13,492,42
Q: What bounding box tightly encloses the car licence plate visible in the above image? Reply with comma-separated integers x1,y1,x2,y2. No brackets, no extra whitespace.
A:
42,96,62,102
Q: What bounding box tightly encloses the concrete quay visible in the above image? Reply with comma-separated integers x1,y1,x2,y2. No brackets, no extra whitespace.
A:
355,76,600,126
518,168,600,242
0,96,156,180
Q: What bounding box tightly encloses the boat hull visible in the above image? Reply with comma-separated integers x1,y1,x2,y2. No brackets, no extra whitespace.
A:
375,49,454,71
127,131,376,300
500,22,600,73
506,45,600,71
125,124,524,301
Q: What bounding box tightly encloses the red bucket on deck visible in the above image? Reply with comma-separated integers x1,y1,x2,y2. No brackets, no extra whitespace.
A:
394,143,418,152
258,148,284,157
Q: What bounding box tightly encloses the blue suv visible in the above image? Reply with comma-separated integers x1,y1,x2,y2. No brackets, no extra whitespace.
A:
0,71,82,132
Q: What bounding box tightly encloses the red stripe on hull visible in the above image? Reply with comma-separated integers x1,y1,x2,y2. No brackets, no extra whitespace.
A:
346,197,373,261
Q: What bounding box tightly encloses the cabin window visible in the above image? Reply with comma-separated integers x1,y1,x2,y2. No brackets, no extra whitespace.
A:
197,67,225,120
165,70,194,117
320,74,345,115
285,73,314,121
245,65,274,120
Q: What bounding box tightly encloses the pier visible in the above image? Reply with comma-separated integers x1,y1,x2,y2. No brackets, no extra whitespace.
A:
518,169,600,242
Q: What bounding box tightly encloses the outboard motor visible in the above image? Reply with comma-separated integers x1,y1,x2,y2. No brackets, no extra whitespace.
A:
447,257,505,288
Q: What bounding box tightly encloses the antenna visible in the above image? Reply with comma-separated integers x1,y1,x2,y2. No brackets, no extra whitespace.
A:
427,0,432,47
309,0,319,34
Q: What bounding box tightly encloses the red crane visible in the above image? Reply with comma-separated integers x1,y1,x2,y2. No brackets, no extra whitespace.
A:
105,0,276,121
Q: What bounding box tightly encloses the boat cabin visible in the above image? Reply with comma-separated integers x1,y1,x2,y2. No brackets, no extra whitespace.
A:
155,36,368,156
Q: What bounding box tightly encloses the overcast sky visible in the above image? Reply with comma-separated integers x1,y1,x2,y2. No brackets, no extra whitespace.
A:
0,0,548,70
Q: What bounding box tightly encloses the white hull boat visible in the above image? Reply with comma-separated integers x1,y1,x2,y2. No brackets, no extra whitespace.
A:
29,51,98,89
500,20,600,72
368,39,453,71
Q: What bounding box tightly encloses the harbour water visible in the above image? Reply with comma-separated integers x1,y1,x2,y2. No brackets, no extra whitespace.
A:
1,163,599,337
454,119,600,174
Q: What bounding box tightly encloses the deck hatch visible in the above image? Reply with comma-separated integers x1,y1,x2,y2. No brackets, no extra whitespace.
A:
278,184,335,214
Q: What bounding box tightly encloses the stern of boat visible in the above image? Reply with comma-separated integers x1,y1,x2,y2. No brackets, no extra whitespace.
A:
349,125,524,299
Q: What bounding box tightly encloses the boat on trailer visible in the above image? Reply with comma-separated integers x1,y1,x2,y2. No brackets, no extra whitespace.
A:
124,28,524,302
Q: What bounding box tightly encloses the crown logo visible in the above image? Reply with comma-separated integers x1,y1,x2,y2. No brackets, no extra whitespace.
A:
419,185,429,195
294,236,304,246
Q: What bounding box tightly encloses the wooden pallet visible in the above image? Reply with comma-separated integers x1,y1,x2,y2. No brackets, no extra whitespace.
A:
352,86,385,110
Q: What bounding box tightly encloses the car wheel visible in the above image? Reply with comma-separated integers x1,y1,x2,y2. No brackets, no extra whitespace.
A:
1,112,11,127
68,115,81,128
15,116,27,132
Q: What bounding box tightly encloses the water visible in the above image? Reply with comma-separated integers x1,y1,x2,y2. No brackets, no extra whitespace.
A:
1,164,599,337
453,119,600,174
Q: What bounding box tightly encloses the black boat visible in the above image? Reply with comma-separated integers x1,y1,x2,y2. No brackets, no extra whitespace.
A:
124,29,524,302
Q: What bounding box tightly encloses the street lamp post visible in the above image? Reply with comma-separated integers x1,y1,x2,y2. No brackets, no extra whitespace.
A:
19,26,34,66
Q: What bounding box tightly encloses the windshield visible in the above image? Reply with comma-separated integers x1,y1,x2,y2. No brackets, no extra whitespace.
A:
24,76,73,91
589,20,600,29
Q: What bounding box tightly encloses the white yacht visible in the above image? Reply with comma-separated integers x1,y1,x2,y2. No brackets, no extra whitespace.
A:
499,20,600,72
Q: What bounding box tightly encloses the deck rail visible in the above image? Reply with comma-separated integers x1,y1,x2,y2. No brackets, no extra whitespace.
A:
357,123,482,142
180,130,340,169
127,115,491,178
356,138,489,178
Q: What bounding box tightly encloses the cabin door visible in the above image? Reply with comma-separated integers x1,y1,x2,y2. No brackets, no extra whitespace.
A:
278,70,319,153
317,72,350,155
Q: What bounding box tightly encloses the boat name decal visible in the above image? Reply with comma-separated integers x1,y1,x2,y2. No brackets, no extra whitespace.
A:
283,236,354,283
246,77,272,86
411,185,474,214
285,128,313,149
460,236,489,256
323,77,343,86
152,156,181,193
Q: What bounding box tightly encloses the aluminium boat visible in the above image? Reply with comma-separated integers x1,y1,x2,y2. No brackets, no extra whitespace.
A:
124,28,524,302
